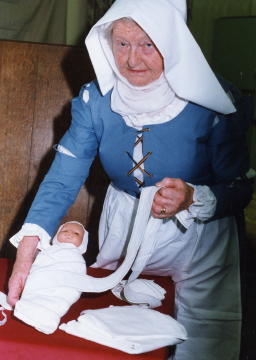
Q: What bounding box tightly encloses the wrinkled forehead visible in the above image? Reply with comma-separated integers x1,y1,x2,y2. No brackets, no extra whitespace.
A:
111,18,152,42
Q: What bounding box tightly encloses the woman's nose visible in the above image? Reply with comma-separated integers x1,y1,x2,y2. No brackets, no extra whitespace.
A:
127,47,140,68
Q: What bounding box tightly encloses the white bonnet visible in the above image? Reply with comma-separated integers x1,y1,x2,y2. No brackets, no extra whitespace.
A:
52,221,88,255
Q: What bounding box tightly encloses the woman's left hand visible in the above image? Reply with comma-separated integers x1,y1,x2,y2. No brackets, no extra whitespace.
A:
152,178,194,219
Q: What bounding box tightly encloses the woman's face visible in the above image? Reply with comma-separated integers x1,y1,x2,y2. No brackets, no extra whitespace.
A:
57,223,84,247
112,20,164,86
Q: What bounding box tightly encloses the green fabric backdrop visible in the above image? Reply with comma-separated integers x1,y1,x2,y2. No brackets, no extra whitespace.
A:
189,0,256,63
0,0,67,44
0,0,115,45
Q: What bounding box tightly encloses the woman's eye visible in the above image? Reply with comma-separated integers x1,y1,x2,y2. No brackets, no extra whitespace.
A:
141,42,155,52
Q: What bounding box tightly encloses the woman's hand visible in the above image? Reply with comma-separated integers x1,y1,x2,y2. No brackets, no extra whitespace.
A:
7,236,39,306
152,178,194,219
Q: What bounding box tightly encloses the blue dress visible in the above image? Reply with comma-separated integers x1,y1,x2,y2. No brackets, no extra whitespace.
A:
25,80,251,236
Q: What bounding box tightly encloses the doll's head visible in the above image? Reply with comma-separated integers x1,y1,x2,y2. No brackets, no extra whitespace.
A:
57,222,84,246
52,221,88,254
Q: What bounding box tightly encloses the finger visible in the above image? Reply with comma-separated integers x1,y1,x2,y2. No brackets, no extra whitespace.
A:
153,189,176,210
154,184,176,200
155,177,177,188
152,208,166,219
153,189,187,216
152,202,176,218
7,296,17,307
157,187,176,201
7,289,20,306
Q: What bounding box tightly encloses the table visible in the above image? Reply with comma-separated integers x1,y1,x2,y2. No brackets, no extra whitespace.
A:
0,258,174,360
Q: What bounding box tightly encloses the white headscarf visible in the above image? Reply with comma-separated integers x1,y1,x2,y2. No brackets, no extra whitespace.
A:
91,21,183,127
85,0,236,118
52,221,88,255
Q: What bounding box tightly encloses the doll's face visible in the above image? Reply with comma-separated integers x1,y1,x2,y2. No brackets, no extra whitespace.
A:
57,223,84,247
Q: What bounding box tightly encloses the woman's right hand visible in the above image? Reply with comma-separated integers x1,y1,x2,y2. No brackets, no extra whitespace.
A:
7,236,39,307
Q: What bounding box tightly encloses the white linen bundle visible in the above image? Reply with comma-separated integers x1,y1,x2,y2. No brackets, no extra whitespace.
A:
59,305,187,354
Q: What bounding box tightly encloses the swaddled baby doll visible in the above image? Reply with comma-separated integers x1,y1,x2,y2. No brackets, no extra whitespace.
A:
14,221,88,334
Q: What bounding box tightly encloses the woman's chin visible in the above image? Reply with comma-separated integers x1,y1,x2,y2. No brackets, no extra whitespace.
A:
126,77,152,87
124,72,160,87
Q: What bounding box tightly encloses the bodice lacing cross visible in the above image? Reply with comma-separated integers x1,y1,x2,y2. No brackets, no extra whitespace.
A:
126,128,153,188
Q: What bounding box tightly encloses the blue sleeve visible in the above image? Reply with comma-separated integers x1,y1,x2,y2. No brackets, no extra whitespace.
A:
25,83,99,236
208,110,253,218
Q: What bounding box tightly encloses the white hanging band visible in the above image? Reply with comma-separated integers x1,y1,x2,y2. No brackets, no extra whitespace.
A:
25,186,160,293
127,216,161,283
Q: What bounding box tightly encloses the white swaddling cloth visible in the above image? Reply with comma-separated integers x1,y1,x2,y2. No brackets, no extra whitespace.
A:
59,305,187,354
14,242,87,334
14,221,88,334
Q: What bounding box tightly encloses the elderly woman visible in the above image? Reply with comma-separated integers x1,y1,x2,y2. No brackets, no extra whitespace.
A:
7,0,252,359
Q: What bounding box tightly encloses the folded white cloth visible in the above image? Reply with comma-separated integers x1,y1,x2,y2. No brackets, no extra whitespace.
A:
59,305,187,354
112,279,166,308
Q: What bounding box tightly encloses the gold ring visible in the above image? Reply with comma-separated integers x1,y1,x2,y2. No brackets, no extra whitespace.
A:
160,207,166,215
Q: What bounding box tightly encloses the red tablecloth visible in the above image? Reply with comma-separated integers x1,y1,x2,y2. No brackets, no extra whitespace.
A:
0,258,174,360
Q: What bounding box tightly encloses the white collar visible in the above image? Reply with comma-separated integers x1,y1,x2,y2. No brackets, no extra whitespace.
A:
111,73,188,127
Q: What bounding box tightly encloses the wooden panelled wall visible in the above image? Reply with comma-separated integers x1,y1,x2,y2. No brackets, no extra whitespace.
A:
0,40,108,259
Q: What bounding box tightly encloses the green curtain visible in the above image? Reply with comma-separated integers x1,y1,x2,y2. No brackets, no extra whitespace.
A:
189,0,256,63
0,0,114,45
0,0,67,44
65,0,115,45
